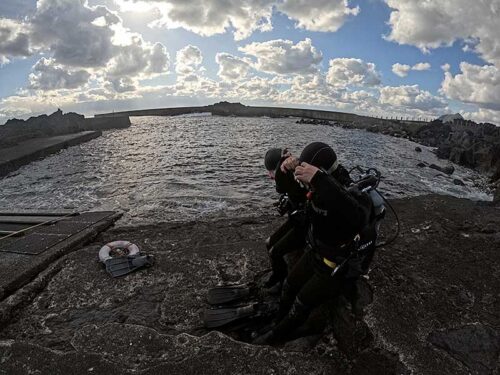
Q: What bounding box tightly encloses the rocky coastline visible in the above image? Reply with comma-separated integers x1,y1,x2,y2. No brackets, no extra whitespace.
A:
0,194,498,374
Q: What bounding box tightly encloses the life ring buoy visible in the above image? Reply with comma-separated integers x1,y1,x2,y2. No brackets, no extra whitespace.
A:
99,240,140,263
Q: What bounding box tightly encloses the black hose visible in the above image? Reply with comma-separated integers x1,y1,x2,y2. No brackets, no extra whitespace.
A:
375,190,400,248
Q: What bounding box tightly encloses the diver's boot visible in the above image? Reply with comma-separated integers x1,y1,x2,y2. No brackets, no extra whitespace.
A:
264,245,288,288
271,297,310,342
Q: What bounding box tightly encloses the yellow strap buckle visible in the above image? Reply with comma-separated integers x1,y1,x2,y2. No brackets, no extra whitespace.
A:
323,258,337,269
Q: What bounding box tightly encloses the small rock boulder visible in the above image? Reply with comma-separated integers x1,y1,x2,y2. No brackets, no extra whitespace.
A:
415,147,422,152
453,179,465,186
429,163,455,175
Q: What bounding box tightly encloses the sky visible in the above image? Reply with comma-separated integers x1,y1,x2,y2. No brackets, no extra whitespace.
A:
0,0,499,125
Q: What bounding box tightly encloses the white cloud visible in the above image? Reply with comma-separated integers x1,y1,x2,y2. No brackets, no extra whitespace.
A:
216,53,252,81
392,62,431,77
392,63,411,77
0,18,33,64
106,35,169,80
326,58,381,87
412,62,430,71
278,0,359,32
462,108,500,125
441,63,451,72
385,0,500,66
30,0,120,68
140,0,274,41
175,45,203,76
239,38,322,75
441,62,500,111
29,58,91,90
380,84,448,112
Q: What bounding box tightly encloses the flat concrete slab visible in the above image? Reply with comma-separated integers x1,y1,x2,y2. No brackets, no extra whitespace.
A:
0,211,121,302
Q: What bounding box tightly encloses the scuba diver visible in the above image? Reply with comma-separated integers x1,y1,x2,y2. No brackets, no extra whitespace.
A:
263,147,308,288
203,142,390,344
252,142,375,344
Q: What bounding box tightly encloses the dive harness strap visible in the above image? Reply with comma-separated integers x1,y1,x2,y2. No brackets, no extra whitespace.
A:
309,231,361,277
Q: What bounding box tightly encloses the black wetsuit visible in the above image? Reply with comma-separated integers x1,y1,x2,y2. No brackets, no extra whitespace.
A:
265,163,308,284
270,168,373,342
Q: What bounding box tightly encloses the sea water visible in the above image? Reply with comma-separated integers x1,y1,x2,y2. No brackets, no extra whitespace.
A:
0,115,491,226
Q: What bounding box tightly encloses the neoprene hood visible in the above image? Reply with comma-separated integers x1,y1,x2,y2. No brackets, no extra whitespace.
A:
299,142,338,172
264,148,282,171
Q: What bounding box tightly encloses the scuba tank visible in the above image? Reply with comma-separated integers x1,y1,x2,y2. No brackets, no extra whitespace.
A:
341,167,399,277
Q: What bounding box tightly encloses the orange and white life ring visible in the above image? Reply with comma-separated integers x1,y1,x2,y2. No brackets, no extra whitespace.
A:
99,240,140,262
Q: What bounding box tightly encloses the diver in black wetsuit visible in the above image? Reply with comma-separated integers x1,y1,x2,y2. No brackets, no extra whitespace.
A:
263,147,308,288
255,142,373,344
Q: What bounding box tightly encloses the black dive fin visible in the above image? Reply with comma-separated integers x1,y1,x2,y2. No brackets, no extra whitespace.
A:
203,304,256,328
207,285,252,305
105,254,154,277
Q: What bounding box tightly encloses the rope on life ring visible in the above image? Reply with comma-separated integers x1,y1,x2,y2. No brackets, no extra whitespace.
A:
99,240,140,263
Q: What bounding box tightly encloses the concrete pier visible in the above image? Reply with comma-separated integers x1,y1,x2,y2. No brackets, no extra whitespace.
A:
0,131,101,178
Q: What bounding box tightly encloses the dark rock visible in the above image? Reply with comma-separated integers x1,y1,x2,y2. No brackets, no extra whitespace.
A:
453,179,465,186
428,324,499,374
429,163,455,175
415,147,422,152
417,162,427,168
494,183,500,204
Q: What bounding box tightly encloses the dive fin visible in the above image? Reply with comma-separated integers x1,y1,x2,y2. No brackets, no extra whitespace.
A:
203,304,256,328
105,254,154,277
207,285,252,305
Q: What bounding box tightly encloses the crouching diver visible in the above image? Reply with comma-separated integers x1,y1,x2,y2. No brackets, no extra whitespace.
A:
253,142,373,345
263,147,309,288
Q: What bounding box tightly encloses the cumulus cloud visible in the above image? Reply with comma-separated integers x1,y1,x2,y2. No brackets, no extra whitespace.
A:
441,63,451,72
462,108,500,125
29,58,91,90
412,62,430,71
239,38,322,75
0,18,33,64
379,84,447,112
106,35,169,80
441,62,500,111
140,0,274,41
30,0,120,68
384,0,500,66
392,62,431,77
278,0,359,32
216,53,252,81
175,45,203,76
392,63,411,77
326,58,381,87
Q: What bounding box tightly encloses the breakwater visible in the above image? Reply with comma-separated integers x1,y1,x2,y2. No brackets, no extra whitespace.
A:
95,101,427,130
0,131,102,178
0,110,131,177
1,109,130,147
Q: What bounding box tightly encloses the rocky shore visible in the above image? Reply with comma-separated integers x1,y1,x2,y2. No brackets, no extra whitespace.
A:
0,194,498,374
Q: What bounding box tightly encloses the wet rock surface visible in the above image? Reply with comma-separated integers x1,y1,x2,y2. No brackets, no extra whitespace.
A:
0,195,499,374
